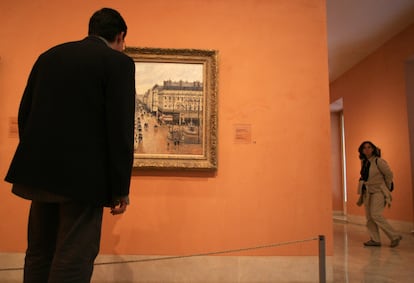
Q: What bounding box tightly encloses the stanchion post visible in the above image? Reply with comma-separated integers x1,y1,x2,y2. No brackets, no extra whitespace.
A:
318,235,326,283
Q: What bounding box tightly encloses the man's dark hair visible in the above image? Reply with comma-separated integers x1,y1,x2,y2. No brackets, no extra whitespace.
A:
88,8,127,42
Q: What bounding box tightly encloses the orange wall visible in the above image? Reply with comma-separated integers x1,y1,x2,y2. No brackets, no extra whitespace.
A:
0,0,332,256
330,24,414,223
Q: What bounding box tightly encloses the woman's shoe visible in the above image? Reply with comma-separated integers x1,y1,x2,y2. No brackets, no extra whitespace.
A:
390,236,402,248
363,240,381,247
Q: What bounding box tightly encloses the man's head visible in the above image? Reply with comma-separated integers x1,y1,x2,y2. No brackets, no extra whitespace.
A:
88,8,127,51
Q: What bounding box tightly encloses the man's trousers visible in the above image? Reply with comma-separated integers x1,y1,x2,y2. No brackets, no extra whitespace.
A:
23,200,103,283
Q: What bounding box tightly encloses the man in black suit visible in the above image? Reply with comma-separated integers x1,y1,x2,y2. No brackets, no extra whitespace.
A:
5,8,135,282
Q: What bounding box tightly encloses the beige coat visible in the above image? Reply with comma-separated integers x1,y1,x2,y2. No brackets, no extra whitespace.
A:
357,156,393,207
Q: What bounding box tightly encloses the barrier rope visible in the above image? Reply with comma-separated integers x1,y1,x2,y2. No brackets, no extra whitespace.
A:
0,236,319,272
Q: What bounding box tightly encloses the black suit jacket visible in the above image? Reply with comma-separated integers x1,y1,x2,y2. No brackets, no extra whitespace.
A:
5,36,136,205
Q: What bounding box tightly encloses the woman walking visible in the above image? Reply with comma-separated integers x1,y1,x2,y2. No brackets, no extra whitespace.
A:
357,141,402,248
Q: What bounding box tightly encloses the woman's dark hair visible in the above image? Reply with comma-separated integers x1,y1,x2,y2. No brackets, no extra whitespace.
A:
88,8,127,42
358,141,381,160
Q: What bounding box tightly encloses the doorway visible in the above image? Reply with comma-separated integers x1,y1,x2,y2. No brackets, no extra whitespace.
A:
330,98,347,220
405,58,414,228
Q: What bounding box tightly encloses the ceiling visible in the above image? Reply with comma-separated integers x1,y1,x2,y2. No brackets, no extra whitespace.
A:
327,0,414,83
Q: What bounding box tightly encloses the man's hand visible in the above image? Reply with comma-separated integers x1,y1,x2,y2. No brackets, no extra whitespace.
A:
110,197,129,215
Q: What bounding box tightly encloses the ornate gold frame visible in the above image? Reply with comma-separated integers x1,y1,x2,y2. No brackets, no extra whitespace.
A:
125,47,218,170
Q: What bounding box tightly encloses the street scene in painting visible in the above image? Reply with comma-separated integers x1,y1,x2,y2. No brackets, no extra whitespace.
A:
134,62,204,155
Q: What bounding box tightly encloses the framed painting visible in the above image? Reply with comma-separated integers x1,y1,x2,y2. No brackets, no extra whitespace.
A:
124,47,218,170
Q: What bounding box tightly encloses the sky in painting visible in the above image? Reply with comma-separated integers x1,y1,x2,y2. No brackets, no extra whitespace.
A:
135,62,203,95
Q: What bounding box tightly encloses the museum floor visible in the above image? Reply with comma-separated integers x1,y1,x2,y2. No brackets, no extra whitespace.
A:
1,221,413,282
332,221,414,283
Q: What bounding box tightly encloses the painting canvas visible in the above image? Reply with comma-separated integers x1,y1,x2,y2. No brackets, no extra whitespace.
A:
125,47,218,170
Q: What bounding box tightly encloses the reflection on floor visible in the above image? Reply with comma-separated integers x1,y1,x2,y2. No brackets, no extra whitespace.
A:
1,221,413,282
333,221,414,283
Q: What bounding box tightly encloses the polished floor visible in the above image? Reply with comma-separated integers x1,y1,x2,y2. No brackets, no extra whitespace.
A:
333,221,414,283
1,221,413,282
